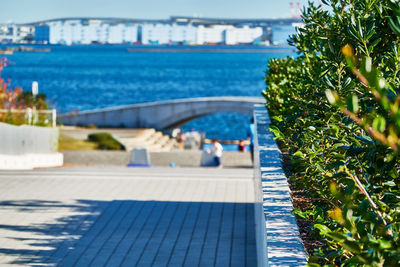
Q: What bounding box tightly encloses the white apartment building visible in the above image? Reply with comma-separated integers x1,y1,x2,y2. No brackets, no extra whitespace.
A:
196,25,231,45
140,24,169,45
140,24,197,45
142,24,261,45
225,26,263,45
0,24,34,43
48,21,138,45
38,19,265,46
170,24,197,44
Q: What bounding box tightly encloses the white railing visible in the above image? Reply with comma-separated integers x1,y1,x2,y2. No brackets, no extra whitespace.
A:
0,108,57,127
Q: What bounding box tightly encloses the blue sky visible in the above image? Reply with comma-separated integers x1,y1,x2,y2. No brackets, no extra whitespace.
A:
2,0,312,23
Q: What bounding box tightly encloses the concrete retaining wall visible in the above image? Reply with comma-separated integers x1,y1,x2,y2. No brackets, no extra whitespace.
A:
0,122,63,169
62,150,253,168
253,104,307,266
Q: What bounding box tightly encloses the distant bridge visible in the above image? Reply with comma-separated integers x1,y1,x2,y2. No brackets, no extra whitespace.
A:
22,16,302,27
59,97,265,129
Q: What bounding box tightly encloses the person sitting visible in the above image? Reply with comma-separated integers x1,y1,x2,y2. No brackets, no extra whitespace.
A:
209,139,223,167
238,139,246,152
177,133,184,149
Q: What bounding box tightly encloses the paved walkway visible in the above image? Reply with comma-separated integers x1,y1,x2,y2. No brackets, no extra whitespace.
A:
0,167,257,266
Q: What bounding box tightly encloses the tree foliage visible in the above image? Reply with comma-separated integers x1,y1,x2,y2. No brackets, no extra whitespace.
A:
264,0,400,265
0,57,49,125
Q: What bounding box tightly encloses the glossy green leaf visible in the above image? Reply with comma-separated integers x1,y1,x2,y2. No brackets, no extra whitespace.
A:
346,95,359,113
372,116,386,133
314,224,332,235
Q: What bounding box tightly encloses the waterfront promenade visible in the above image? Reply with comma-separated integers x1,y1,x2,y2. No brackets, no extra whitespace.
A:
0,167,257,266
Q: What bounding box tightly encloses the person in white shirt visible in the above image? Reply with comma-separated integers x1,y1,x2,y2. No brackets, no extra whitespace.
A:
209,139,223,167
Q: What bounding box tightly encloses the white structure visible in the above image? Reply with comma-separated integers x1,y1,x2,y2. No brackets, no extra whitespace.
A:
225,26,263,45
0,23,34,43
140,24,169,45
39,19,265,45
48,21,138,45
196,25,231,44
196,25,262,45
140,24,197,45
0,122,63,170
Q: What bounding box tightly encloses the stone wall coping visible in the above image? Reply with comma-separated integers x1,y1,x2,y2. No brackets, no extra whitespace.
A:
253,104,307,267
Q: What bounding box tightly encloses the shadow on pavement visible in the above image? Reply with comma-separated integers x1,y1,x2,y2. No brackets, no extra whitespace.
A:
0,199,257,266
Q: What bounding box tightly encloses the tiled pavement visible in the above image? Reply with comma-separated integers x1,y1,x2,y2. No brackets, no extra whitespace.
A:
0,167,257,266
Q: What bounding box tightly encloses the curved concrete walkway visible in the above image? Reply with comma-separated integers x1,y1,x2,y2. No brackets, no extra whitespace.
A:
59,97,265,129
0,167,257,266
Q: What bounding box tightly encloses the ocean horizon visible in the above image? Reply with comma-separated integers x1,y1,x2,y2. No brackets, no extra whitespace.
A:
1,45,295,140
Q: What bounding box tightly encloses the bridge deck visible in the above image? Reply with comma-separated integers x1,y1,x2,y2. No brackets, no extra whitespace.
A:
0,167,257,266
59,96,265,129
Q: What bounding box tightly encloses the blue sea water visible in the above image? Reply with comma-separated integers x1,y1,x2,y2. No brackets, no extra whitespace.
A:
1,45,295,140
202,143,250,152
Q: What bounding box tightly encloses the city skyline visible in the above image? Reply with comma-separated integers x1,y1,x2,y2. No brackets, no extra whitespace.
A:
2,0,311,24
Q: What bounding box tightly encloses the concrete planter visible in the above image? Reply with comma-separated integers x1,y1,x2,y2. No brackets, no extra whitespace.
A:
0,122,63,170
253,104,307,266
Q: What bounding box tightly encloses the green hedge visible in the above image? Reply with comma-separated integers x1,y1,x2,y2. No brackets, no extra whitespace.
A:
264,0,400,265
87,133,124,150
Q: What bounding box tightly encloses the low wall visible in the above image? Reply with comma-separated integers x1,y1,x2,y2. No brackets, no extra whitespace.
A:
253,104,307,266
62,150,253,168
0,122,63,169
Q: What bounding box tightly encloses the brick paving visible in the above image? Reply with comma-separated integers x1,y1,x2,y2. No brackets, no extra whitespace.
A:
0,167,257,266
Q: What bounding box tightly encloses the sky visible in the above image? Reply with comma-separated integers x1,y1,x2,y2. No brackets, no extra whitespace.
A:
1,0,312,23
